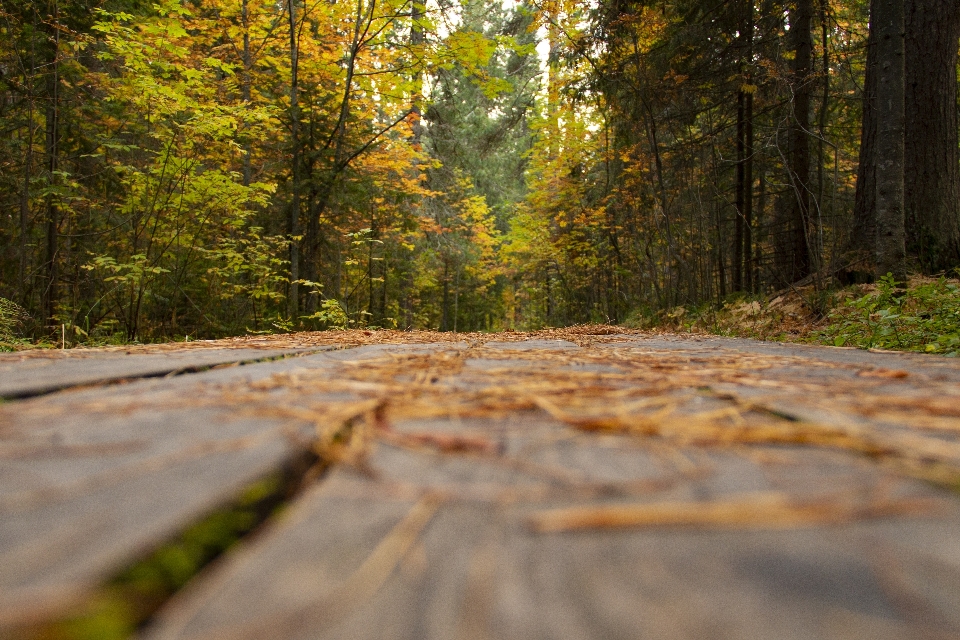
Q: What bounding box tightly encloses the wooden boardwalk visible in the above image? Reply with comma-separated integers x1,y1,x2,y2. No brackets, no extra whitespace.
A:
2,331,960,639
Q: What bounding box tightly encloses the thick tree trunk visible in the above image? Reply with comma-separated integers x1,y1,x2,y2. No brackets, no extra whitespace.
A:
904,0,960,272
849,13,879,278
852,0,958,279
873,0,906,281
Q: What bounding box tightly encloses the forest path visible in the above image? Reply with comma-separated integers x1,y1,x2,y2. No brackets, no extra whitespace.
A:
2,330,960,639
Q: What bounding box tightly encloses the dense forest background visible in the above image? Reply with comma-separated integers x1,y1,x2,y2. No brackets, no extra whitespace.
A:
1,0,958,342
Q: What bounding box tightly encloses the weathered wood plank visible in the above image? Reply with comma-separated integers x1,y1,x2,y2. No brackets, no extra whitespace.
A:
0,343,453,628
4,336,960,639
482,339,579,351
0,347,317,399
136,338,960,639
598,334,960,381
139,410,960,640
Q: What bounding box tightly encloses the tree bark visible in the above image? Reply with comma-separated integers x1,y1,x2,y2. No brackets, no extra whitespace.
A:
735,0,755,293
744,89,754,292
735,90,745,292
241,0,252,188
783,0,814,283
849,14,879,277
410,0,425,147
288,0,301,317
873,0,906,281
817,0,830,214
848,0,882,281
755,162,765,289
903,0,960,272
42,0,61,327
19,109,34,306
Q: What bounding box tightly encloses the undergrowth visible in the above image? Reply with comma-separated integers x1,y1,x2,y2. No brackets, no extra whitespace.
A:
815,275,960,355
627,273,960,356
0,297,30,350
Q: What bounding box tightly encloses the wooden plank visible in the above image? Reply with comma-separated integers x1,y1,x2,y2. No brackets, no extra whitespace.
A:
0,347,317,399
137,338,960,639
482,339,579,351
0,343,454,628
597,334,960,381
4,337,960,638
140,410,960,640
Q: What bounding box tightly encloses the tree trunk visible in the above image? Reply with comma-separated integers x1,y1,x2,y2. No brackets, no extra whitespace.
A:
410,0,425,147
715,201,727,300
642,98,677,305
755,162,765,289
440,259,449,331
783,0,814,283
304,172,319,314
744,89,754,293
19,113,34,306
288,0,301,318
42,2,61,327
873,0,906,281
735,0,755,293
241,0,252,188
817,0,830,215
735,90,745,293
903,0,960,272
848,0,880,278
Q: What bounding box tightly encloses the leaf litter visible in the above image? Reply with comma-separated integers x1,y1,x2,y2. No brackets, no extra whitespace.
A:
198,338,960,531
4,329,959,531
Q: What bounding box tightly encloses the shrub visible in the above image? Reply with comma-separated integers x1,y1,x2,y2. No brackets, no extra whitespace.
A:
0,298,29,345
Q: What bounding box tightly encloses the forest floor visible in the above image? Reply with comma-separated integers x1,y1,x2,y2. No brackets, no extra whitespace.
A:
2,275,959,358
627,274,960,357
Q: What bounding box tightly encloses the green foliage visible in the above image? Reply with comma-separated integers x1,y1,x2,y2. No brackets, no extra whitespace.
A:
300,299,351,330
814,275,960,355
0,298,29,346
3,0,942,345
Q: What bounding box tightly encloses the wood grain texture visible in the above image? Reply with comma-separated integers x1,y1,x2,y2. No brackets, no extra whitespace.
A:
2,336,959,639
0,344,452,627
0,347,315,399
141,413,960,640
